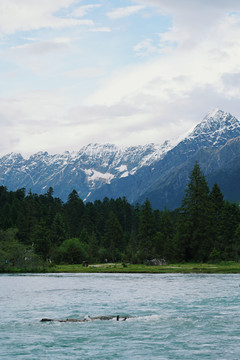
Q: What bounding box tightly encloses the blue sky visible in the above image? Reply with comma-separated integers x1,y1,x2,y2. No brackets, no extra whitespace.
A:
1,0,240,156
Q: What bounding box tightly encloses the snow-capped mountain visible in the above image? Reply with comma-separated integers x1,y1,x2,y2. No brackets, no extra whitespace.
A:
0,140,173,202
182,109,240,149
136,109,240,208
0,109,240,208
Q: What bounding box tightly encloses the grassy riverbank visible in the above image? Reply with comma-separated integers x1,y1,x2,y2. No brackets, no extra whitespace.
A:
48,262,240,274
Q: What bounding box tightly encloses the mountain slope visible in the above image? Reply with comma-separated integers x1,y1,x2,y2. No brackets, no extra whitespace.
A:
139,135,240,209
88,109,240,207
0,142,172,202
0,109,240,208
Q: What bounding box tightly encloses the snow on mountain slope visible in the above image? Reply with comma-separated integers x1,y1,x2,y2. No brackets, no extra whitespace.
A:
184,109,240,147
0,140,173,201
87,109,240,205
0,109,239,204
135,109,240,209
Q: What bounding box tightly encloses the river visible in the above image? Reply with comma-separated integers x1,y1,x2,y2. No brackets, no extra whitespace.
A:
0,273,239,359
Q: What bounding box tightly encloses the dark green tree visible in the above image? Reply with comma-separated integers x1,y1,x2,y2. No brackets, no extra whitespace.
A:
219,201,240,260
64,190,85,237
208,183,224,258
51,212,66,246
45,186,54,198
234,224,240,262
103,211,124,261
154,207,175,261
138,198,155,261
210,183,224,217
0,228,43,271
175,162,213,262
0,203,14,229
32,221,51,260
88,232,99,262
57,238,88,264
79,228,90,243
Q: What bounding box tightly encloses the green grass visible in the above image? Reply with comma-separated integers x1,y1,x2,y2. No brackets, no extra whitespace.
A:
48,262,240,274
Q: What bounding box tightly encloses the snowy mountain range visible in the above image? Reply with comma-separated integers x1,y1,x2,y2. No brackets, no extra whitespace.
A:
1,109,240,209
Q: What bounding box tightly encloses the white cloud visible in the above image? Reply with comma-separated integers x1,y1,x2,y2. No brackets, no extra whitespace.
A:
134,38,159,56
0,90,69,155
134,0,240,47
90,27,111,32
1,1,240,157
3,37,75,75
0,0,88,35
72,4,102,18
107,5,145,19
65,67,105,78
67,103,141,123
85,7,240,139
10,37,73,55
0,91,144,156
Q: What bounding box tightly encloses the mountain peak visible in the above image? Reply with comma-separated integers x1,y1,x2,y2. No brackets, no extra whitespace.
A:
186,109,240,144
205,108,223,119
79,143,119,156
0,108,240,206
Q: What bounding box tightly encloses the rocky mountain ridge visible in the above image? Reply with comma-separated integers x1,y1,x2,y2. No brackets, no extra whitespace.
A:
1,109,240,208
0,140,173,202
86,109,240,207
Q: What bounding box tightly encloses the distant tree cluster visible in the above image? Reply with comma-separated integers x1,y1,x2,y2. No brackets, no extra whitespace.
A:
0,162,240,271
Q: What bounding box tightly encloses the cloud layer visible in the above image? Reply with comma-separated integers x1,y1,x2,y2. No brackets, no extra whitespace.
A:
0,0,240,156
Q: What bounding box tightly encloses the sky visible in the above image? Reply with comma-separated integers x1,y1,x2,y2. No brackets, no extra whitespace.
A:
1,0,240,157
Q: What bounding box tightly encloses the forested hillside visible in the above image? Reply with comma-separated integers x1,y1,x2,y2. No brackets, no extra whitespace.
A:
0,163,240,272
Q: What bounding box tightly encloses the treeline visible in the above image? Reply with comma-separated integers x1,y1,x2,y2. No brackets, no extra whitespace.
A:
0,162,240,271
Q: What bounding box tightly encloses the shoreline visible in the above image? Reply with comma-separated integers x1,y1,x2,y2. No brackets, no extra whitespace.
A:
2,262,240,274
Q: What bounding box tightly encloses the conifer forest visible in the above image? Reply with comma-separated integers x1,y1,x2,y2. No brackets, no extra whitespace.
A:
0,162,240,272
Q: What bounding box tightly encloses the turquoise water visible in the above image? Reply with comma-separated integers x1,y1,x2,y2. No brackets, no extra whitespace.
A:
0,273,240,359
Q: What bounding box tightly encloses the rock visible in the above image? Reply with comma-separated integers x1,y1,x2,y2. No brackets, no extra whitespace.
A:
147,258,167,266
40,315,133,322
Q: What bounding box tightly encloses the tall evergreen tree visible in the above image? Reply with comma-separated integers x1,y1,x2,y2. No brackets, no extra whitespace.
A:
210,183,224,218
209,183,224,256
138,198,155,261
88,231,99,262
154,207,175,261
234,225,240,263
175,162,213,261
51,212,66,246
64,190,85,237
219,201,240,260
32,221,51,260
103,211,124,261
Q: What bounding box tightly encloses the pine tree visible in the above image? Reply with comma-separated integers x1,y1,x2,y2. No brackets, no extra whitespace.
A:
234,225,240,262
17,195,38,244
103,211,123,261
154,207,175,261
208,183,224,258
210,183,224,218
88,231,99,262
219,201,240,260
51,212,66,246
32,221,51,260
175,162,213,262
45,187,54,198
138,198,155,261
64,190,85,237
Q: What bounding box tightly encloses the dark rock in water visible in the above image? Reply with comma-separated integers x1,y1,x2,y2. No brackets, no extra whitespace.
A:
41,315,132,322
41,318,85,323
